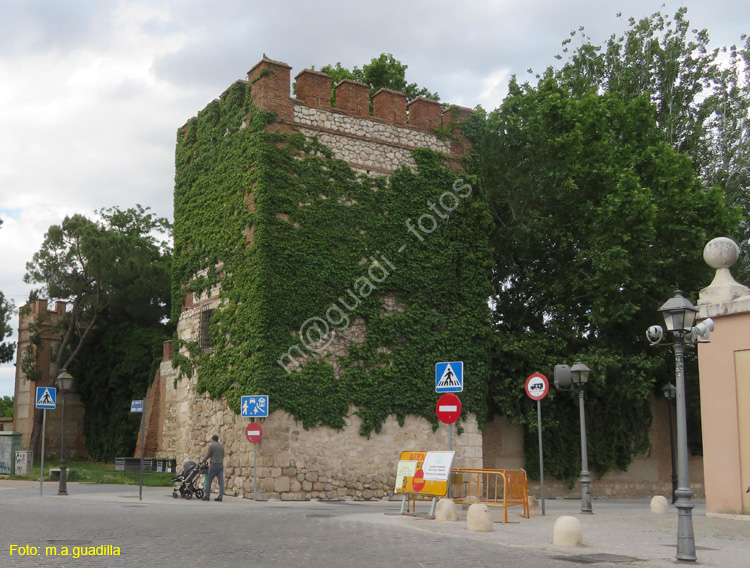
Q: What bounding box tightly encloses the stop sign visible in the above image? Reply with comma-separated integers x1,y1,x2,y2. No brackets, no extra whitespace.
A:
245,422,263,443
436,393,462,424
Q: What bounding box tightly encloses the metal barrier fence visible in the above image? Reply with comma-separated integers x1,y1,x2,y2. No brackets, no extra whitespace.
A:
450,468,530,523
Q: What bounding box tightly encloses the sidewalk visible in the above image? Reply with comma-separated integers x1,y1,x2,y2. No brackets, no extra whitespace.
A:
390,497,750,567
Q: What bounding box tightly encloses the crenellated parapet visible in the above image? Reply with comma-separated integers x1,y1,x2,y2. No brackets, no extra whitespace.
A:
242,57,472,174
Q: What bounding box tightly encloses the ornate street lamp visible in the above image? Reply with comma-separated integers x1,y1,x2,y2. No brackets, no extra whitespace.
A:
554,360,593,514
662,382,677,504
55,370,74,496
650,290,712,562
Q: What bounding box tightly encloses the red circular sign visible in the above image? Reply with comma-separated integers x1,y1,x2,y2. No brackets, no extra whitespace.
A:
525,373,549,401
412,468,425,492
245,422,263,443
436,393,462,424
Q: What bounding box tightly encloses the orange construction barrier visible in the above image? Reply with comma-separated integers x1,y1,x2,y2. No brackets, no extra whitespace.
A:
450,468,530,523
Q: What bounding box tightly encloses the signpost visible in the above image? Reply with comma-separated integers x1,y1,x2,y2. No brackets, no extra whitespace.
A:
525,373,549,515
35,387,56,496
242,395,269,502
131,400,145,501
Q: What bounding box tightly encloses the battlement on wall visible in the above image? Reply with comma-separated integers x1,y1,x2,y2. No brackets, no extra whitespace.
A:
247,57,472,132
243,56,472,174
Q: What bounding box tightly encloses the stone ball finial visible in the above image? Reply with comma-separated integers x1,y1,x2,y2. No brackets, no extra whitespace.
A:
703,237,739,269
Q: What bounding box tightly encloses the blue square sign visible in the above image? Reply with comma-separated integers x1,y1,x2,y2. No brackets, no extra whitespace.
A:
241,395,269,418
435,361,463,393
36,387,57,409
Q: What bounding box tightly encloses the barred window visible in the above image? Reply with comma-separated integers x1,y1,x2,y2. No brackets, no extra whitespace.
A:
198,307,214,351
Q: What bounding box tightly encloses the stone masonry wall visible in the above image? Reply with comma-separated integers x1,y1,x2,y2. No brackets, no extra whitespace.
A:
154,351,482,500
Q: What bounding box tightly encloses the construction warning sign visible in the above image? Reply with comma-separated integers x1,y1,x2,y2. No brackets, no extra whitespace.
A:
394,450,455,497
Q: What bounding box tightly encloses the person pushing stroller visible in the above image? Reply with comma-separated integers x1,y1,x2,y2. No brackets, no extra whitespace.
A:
201,434,225,502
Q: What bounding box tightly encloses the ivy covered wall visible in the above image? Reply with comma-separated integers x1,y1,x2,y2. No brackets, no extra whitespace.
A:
172,80,495,436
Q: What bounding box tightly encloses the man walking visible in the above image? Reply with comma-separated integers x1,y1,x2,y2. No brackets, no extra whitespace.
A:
202,434,225,501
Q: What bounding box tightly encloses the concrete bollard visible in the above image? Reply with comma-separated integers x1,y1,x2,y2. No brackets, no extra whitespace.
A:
528,496,542,517
650,495,670,514
553,516,582,547
435,498,458,522
467,503,493,532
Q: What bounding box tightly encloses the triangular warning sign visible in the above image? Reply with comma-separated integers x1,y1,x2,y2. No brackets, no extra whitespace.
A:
437,364,459,388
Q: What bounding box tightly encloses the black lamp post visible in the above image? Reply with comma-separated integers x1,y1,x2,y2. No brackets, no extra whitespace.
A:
657,291,697,562
56,370,74,496
662,382,678,504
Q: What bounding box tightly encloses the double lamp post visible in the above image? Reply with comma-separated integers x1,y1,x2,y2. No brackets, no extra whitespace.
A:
649,290,714,563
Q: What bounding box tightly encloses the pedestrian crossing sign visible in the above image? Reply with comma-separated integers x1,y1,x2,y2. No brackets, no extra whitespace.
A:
36,387,57,409
435,361,463,393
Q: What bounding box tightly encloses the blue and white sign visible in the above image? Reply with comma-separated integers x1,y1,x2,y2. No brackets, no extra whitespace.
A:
35,387,57,409
131,400,144,413
241,395,269,418
435,361,463,393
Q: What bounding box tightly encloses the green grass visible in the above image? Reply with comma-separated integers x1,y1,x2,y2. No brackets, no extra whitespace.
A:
4,460,175,486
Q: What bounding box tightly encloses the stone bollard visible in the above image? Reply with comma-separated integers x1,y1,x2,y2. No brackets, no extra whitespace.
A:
528,496,542,517
435,498,458,522
553,516,582,547
650,495,669,514
467,503,493,532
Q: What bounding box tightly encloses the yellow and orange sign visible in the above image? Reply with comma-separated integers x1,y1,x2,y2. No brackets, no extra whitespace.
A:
394,450,454,497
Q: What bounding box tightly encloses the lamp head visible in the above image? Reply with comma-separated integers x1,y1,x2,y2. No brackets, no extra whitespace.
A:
662,382,677,401
56,370,74,392
658,290,698,333
570,360,591,386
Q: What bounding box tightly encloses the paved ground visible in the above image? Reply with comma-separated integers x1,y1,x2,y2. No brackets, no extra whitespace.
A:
1,480,748,567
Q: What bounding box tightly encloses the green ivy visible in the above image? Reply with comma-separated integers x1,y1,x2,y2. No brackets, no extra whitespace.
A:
172,81,495,435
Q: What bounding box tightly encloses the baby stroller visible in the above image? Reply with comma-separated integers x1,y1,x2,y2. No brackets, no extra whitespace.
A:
172,460,207,500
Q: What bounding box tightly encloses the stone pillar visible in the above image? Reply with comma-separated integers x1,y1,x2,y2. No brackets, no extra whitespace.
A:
697,237,750,516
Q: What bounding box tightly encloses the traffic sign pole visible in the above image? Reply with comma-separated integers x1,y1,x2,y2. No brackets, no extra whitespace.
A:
138,407,146,502
525,373,549,516
537,399,545,516
40,409,46,497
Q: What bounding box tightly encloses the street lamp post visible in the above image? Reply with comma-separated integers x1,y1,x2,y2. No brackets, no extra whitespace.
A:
656,291,698,562
662,382,678,504
56,370,74,496
554,360,592,514
570,361,593,514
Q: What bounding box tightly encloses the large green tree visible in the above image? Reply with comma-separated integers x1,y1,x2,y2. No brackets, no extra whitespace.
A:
553,8,750,277
23,205,172,458
468,73,739,479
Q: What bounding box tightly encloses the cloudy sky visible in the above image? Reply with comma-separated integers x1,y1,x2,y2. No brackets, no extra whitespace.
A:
0,0,746,398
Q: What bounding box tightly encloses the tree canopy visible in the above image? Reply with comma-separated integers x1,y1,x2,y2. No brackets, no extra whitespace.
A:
23,205,172,459
468,59,739,479
551,8,750,278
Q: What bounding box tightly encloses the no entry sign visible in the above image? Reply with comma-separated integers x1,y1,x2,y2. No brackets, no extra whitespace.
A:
436,393,462,424
412,468,426,492
245,422,263,444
